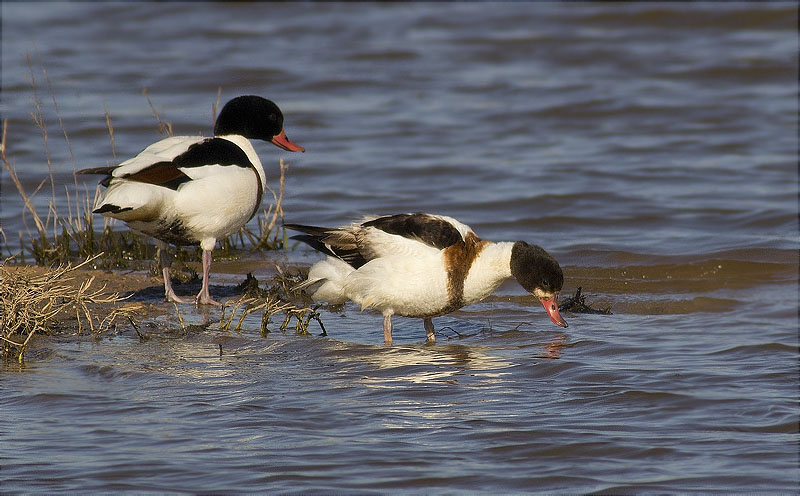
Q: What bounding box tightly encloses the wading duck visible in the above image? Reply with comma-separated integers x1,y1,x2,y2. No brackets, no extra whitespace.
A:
78,95,304,305
285,213,567,345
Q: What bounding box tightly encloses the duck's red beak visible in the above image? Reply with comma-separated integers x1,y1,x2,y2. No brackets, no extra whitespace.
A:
539,296,568,328
270,129,305,152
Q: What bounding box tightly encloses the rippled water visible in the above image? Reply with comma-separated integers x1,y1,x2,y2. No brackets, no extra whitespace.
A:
2,2,798,494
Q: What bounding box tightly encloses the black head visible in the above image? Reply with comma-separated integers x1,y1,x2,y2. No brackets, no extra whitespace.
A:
214,95,283,139
510,241,564,296
214,96,305,152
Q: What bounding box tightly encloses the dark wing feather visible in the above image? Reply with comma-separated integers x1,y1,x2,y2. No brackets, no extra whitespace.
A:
284,223,369,269
128,137,255,190
361,213,463,250
123,162,192,190
84,138,256,191
75,166,117,187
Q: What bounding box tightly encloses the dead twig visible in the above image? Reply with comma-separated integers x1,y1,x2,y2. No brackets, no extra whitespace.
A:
558,287,612,315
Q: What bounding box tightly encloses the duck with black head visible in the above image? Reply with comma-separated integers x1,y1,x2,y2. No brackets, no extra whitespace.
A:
78,95,304,305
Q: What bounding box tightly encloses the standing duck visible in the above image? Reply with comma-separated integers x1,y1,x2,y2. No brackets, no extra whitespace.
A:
79,95,304,305
285,212,567,345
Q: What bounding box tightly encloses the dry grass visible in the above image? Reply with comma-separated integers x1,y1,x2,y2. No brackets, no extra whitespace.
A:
0,254,136,362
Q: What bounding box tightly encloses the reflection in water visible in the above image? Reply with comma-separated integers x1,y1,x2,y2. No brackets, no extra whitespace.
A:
538,332,568,360
334,333,567,385
358,346,512,385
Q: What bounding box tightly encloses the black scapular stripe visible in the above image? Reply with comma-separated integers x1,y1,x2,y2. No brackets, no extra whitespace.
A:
123,138,255,191
171,137,253,169
362,213,463,250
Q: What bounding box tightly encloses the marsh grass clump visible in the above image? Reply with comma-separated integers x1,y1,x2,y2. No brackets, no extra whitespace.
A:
1,112,171,269
0,254,136,362
219,269,326,337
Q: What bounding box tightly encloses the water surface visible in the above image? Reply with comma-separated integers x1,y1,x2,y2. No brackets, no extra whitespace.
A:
1,2,798,494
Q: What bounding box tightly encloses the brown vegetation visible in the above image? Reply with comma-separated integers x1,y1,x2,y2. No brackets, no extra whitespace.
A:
0,254,134,362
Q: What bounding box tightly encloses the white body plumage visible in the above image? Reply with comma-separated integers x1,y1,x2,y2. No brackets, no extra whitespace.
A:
97,135,266,251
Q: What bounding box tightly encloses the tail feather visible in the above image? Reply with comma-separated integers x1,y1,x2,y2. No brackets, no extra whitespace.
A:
283,223,329,237
284,223,367,268
94,204,133,215
76,166,116,188
75,166,117,175
290,234,337,258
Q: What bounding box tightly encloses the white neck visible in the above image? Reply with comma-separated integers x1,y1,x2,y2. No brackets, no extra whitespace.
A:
462,241,515,305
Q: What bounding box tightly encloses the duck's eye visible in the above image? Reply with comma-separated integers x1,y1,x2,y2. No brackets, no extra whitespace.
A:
542,279,549,288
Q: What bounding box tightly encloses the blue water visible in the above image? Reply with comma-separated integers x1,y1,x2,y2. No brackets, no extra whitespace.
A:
1,2,798,494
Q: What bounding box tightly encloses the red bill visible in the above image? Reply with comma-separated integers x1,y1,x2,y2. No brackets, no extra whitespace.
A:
539,295,568,328
271,129,305,152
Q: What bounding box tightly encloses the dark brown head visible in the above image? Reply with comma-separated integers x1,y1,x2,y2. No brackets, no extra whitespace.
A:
214,95,304,152
510,241,567,328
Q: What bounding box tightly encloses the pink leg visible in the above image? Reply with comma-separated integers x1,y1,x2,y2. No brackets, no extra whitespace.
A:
158,243,190,304
383,314,393,346
195,249,220,306
424,317,436,344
